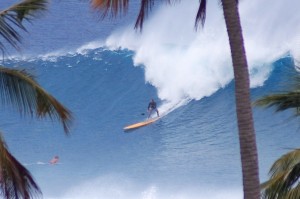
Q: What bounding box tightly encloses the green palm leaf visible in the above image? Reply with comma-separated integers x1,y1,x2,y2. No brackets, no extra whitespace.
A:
285,184,300,199
269,149,300,176
0,0,48,53
254,92,300,117
0,133,41,199
253,71,300,116
91,0,129,18
261,149,300,199
91,0,241,30
91,0,174,30
0,66,72,134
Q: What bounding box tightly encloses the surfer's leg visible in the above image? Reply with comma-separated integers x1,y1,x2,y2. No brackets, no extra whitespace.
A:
148,108,153,118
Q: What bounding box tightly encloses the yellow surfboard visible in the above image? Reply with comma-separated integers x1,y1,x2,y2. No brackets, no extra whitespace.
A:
123,117,160,131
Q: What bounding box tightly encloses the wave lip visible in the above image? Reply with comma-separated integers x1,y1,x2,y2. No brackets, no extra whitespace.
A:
103,0,300,110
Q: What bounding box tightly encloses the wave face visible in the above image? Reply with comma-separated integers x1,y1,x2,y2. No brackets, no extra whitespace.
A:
1,0,300,199
1,49,299,199
105,0,300,106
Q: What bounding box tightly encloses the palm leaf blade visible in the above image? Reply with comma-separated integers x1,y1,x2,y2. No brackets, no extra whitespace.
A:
195,0,206,29
91,0,129,18
0,133,41,198
0,0,48,52
261,149,300,198
0,66,72,134
254,92,300,116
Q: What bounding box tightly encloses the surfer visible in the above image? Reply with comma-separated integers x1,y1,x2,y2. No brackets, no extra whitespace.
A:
49,156,59,165
148,99,159,118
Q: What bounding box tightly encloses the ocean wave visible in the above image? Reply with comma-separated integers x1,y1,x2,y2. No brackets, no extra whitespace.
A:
103,0,300,107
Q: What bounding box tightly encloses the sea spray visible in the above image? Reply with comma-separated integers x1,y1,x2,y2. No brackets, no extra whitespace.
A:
105,0,300,106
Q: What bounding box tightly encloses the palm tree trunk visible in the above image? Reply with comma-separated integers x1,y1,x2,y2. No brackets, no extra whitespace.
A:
221,0,260,198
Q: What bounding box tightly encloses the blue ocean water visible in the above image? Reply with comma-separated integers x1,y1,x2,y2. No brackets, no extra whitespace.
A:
2,0,300,199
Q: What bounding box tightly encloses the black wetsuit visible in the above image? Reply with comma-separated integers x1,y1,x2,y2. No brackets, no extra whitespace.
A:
148,101,159,118
148,101,157,109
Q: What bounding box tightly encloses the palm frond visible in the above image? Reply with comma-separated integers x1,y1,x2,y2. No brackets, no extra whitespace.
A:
0,0,48,53
92,0,155,30
91,0,181,30
92,0,240,31
134,0,155,30
285,183,300,199
0,133,41,199
261,172,289,199
261,164,300,199
91,0,129,18
199,0,239,31
253,69,300,118
254,92,300,115
261,149,300,199
195,0,206,29
0,66,72,134
269,149,300,176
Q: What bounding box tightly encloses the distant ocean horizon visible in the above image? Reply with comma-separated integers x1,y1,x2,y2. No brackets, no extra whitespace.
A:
2,0,300,198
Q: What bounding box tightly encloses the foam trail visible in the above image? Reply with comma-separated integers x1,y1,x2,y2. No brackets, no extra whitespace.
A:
24,161,48,166
24,162,63,166
105,0,300,110
156,98,191,119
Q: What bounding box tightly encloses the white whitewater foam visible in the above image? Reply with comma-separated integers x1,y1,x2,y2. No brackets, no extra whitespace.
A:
104,0,300,107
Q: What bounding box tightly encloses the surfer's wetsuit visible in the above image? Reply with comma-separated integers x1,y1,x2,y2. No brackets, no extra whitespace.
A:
148,100,159,118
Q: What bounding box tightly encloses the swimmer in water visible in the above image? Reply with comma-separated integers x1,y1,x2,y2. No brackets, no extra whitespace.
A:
49,156,59,165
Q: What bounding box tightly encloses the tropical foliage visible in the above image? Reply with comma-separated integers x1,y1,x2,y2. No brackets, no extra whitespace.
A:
254,92,300,117
0,66,72,133
261,149,300,199
0,0,72,198
0,0,48,54
254,74,300,117
254,71,300,198
0,133,41,199
91,0,260,199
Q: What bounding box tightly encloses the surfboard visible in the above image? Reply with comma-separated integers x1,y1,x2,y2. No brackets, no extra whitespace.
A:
123,117,160,131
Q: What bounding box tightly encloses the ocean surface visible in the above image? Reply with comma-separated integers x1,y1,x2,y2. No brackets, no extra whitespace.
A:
1,0,300,199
